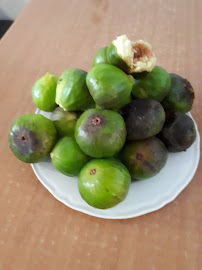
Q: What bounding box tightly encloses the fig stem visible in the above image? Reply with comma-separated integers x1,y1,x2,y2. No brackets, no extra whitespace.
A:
136,153,143,160
92,117,101,125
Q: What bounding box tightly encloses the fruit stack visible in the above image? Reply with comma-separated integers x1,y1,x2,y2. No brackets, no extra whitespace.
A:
8,35,196,209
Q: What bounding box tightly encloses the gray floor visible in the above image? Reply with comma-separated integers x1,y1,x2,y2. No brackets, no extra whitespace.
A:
0,0,30,20
0,0,30,38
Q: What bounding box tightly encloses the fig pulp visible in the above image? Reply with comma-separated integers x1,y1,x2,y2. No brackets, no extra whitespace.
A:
51,107,81,138
132,66,171,102
78,159,131,209
86,64,132,110
32,73,58,112
8,114,57,163
121,137,168,180
56,68,94,111
75,109,126,158
107,35,156,73
158,111,196,152
161,73,195,113
92,46,108,66
51,137,90,176
120,99,165,140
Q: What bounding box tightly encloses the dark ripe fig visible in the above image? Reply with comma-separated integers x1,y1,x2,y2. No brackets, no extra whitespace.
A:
121,137,168,180
75,109,126,158
120,99,165,140
161,73,195,112
132,66,171,102
158,111,196,152
56,68,94,111
51,137,90,176
78,159,131,209
92,46,108,67
51,107,81,138
32,73,58,112
86,64,132,110
8,114,57,163
107,35,156,73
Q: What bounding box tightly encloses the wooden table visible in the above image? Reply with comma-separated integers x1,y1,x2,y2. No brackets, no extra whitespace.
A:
0,0,201,269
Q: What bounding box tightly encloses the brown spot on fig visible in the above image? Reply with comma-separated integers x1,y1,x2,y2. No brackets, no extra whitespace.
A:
133,42,152,63
136,153,143,160
143,160,155,172
13,127,40,155
90,169,96,175
84,113,107,134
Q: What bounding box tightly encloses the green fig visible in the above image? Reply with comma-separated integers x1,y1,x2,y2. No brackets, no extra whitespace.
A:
51,107,81,138
158,111,196,152
32,73,58,112
92,46,108,66
51,137,90,176
86,64,132,110
120,99,165,140
95,104,102,109
132,66,171,102
78,159,131,209
8,114,57,163
56,68,94,111
75,109,126,158
107,35,156,73
161,74,195,112
121,137,168,180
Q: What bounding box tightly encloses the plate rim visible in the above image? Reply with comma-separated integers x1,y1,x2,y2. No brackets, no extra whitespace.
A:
31,110,200,219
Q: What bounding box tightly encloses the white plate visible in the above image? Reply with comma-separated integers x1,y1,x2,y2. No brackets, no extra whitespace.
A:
31,109,200,219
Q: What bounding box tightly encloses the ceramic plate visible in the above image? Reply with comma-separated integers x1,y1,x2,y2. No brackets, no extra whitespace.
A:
31,109,200,219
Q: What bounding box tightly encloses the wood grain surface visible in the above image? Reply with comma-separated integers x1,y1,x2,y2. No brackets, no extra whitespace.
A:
0,0,201,269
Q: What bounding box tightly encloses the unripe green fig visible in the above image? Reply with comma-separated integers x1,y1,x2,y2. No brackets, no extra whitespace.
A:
51,107,81,138
86,64,132,110
56,68,94,111
51,137,90,176
92,46,108,66
75,109,126,158
32,73,58,112
8,114,57,163
161,73,194,112
132,66,171,102
78,159,131,209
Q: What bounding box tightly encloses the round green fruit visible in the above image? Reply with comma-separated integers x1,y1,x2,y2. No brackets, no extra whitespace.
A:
75,109,126,158
78,159,131,209
86,64,132,110
158,111,196,152
132,66,171,102
51,137,90,176
120,99,165,140
51,107,81,138
8,114,57,163
121,137,168,180
32,73,58,112
161,73,195,113
56,68,94,111
92,46,108,67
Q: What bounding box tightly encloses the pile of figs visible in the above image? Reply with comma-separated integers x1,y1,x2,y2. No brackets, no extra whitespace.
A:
8,35,197,209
